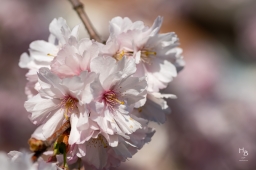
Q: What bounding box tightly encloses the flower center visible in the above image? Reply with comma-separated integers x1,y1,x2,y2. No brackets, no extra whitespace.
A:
61,95,78,119
113,50,156,64
113,50,133,61
103,90,124,106
140,50,156,65
87,134,108,148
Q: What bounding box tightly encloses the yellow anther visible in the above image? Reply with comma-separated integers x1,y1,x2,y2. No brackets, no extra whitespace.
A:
104,91,125,105
47,53,55,57
112,98,125,105
142,51,157,56
113,50,134,61
140,50,157,64
147,51,157,55
114,50,125,61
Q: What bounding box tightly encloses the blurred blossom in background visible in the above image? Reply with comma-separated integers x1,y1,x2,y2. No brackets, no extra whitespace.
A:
1,0,256,169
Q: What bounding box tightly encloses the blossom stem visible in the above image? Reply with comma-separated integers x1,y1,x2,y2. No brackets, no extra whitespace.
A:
30,121,71,163
68,0,101,42
78,158,81,169
63,150,68,169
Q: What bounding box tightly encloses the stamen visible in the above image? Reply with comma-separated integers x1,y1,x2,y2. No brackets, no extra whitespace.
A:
87,135,108,148
140,50,156,64
104,91,124,106
113,50,125,61
141,51,157,56
47,53,56,57
112,98,125,105
113,50,133,61
113,49,157,64
61,95,78,118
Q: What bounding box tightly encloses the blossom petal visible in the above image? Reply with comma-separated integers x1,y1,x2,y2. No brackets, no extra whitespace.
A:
49,18,71,44
38,67,66,98
69,114,80,145
42,109,64,138
24,94,60,124
134,93,171,124
90,56,116,83
83,141,108,169
77,144,86,157
76,105,89,131
51,45,82,78
113,112,141,134
29,40,58,59
19,53,31,68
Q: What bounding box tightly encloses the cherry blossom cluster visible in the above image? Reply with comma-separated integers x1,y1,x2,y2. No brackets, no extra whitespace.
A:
18,16,184,169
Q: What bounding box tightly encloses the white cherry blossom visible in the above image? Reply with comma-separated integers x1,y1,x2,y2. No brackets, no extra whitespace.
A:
24,68,96,144
19,15,185,170
101,16,184,124
19,17,80,98
103,16,184,92
71,116,154,170
88,56,147,136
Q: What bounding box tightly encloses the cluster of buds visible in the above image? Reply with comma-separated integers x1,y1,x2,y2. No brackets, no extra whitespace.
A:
18,14,184,170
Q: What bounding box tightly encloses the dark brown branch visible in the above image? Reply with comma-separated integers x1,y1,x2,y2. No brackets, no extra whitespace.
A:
29,121,71,163
68,0,101,42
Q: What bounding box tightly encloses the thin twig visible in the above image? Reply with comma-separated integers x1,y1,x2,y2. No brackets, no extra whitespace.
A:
68,0,101,42
29,121,71,163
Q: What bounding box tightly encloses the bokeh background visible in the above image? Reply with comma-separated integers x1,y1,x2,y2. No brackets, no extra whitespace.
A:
1,0,256,169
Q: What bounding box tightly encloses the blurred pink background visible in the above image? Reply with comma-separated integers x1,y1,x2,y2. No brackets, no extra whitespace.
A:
1,0,256,169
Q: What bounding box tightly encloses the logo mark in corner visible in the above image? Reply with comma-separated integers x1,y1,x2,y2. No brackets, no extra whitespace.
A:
239,148,248,161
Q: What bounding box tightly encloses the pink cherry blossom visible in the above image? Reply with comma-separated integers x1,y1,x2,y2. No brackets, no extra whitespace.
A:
88,56,147,136
19,17,80,98
103,16,184,92
71,116,154,170
25,68,96,143
19,14,185,170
